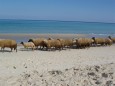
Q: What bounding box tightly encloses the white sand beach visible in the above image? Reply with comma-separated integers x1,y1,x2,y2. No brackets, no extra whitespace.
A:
0,44,115,86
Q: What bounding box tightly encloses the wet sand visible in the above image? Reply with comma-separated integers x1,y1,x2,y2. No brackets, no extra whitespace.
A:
0,34,88,43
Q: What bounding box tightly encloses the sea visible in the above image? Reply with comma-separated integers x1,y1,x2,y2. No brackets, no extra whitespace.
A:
0,19,115,34
0,19,115,42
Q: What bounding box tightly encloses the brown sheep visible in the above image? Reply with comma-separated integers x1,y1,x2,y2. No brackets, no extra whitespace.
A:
92,37,105,46
76,38,93,49
28,38,45,49
63,39,73,48
108,36,115,43
57,38,65,49
42,39,62,51
0,39,17,52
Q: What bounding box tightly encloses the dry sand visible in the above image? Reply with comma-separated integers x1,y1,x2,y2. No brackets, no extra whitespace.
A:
0,44,115,86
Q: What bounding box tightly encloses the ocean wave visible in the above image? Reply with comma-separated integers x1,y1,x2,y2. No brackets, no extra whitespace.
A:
89,33,115,36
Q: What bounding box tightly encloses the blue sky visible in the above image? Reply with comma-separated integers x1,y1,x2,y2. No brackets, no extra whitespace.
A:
0,0,115,23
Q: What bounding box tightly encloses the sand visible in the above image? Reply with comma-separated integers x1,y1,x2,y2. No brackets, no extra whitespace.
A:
0,43,115,86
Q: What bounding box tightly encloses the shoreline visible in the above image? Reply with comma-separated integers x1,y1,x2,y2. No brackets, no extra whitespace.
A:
0,33,114,37
0,33,115,43
0,34,88,43
0,33,114,44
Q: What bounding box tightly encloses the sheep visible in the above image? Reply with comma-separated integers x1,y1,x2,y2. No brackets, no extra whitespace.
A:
47,38,62,50
92,37,105,46
76,38,93,49
87,38,94,47
56,39,73,49
57,38,65,49
42,39,62,51
104,38,113,46
20,42,35,50
0,39,17,52
54,39,62,50
63,39,73,48
108,36,115,43
28,38,45,49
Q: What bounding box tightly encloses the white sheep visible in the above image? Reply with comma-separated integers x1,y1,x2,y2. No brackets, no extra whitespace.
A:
20,42,35,50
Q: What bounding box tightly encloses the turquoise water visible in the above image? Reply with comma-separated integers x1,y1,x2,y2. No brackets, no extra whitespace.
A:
0,19,115,34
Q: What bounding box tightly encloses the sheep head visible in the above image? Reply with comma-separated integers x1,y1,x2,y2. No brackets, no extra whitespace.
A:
28,39,33,42
20,42,24,45
92,37,95,40
108,36,111,39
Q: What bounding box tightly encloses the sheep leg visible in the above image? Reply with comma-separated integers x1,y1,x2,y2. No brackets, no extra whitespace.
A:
16,48,17,52
39,46,42,50
32,46,35,51
93,43,96,47
11,48,13,52
68,46,71,50
14,47,17,52
27,48,29,51
35,46,38,50
32,47,34,50
2,47,5,52
1,47,3,52
59,47,62,51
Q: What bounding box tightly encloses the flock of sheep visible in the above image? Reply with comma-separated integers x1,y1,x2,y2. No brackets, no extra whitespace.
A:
0,36,115,52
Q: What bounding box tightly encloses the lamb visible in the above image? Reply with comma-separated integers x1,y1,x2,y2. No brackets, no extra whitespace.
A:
108,36,115,43
92,37,105,46
20,42,35,50
0,39,17,52
28,38,45,49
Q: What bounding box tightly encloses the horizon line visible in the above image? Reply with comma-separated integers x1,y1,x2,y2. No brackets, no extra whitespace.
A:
0,18,115,24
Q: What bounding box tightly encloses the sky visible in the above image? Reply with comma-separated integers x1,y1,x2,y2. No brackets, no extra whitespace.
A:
0,0,115,23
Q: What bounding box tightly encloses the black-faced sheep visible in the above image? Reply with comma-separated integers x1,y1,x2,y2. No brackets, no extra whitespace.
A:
92,37,105,46
28,38,45,49
20,42,35,50
108,36,115,43
104,38,113,46
0,39,17,52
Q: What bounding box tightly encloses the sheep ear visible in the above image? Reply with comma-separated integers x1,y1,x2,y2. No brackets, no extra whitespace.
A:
28,39,33,42
92,37,95,39
20,42,23,44
108,36,111,38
